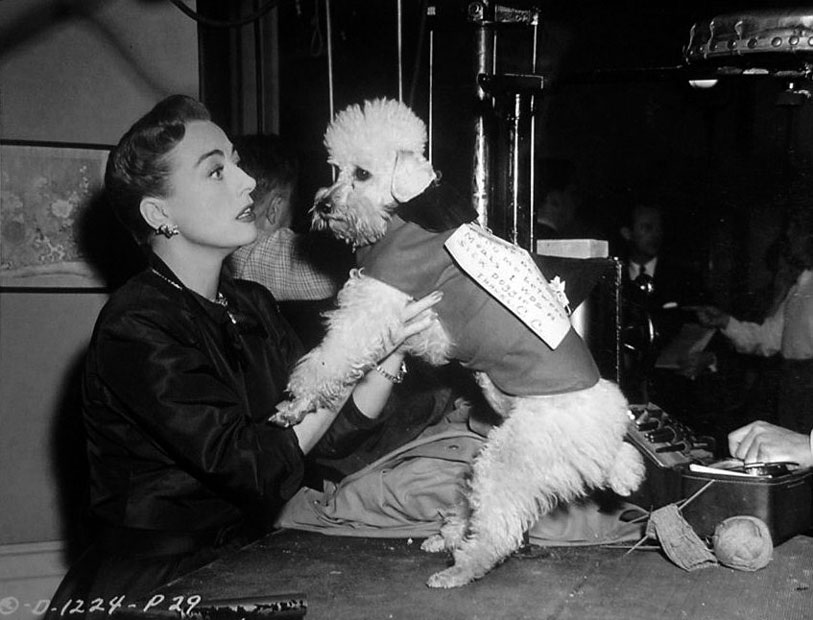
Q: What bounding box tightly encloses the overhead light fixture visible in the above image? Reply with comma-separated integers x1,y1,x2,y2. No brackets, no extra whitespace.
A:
688,78,719,89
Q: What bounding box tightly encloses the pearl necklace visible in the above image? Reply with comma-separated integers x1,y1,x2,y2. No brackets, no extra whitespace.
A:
151,268,228,307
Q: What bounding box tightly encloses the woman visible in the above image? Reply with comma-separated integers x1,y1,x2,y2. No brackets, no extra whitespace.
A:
694,205,813,433
47,95,440,617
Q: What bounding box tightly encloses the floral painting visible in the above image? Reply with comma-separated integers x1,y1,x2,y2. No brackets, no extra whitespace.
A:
0,143,109,287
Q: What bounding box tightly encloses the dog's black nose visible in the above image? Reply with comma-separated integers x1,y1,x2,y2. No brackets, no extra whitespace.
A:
315,195,332,214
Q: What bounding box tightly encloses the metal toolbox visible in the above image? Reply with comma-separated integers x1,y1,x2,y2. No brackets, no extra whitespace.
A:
680,467,813,543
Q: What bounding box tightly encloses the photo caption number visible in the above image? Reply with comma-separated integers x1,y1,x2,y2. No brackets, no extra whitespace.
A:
144,594,201,617
170,595,200,616
107,595,125,616
31,600,50,615
142,595,166,614
43,594,200,617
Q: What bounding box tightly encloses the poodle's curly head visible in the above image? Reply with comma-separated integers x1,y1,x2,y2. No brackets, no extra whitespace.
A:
312,98,436,248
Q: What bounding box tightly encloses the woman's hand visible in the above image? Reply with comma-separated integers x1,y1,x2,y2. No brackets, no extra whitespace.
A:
675,351,717,380
379,290,443,359
349,290,443,424
728,421,813,468
690,305,731,330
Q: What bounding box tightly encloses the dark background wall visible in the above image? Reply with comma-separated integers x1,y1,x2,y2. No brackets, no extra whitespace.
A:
0,0,198,602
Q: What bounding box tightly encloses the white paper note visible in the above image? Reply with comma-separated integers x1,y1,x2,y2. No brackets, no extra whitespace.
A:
444,224,571,349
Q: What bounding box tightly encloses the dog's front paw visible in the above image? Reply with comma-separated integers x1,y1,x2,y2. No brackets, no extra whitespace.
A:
420,535,448,553
426,566,476,589
269,399,315,427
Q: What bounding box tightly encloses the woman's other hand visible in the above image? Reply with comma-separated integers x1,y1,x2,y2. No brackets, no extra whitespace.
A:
675,351,717,380
728,420,813,469
690,305,731,330
380,290,443,358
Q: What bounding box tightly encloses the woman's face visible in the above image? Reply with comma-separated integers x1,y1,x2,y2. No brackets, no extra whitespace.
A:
161,120,257,252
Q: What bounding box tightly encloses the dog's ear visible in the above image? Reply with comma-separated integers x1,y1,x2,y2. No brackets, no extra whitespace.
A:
391,150,436,203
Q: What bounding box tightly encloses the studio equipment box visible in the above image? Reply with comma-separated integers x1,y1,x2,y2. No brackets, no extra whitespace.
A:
626,403,813,542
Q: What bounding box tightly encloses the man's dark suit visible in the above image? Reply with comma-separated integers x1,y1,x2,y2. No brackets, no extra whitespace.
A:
620,256,710,416
623,257,707,347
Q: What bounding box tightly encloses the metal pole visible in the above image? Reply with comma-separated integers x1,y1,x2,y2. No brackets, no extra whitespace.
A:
529,12,539,253
506,92,533,250
397,0,403,102
509,93,521,244
470,1,494,228
429,27,434,163
325,0,335,180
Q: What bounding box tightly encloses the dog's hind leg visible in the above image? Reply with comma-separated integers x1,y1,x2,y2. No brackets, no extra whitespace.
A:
426,381,644,588
422,374,509,556
426,408,542,588
272,272,412,426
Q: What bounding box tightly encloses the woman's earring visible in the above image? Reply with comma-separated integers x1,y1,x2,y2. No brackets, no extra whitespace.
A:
155,224,179,239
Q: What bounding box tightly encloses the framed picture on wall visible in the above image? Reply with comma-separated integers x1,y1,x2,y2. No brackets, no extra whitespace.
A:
0,141,113,288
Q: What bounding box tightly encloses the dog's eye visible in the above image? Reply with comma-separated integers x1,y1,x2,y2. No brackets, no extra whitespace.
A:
354,168,371,182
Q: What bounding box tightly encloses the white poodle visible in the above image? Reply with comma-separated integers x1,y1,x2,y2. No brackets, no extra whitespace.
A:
271,98,645,588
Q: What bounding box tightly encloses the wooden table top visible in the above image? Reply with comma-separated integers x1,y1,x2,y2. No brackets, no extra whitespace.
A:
149,529,813,620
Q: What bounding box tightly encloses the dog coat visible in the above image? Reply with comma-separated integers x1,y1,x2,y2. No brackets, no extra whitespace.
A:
356,183,600,397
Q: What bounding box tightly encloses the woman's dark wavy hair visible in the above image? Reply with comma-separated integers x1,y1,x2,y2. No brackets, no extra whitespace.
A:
105,94,211,245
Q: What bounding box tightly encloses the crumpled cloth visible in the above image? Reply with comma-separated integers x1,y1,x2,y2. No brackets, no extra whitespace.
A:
646,503,718,571
275,423,644,546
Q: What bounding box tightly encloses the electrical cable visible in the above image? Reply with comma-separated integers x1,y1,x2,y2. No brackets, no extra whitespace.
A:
168,0,282,29
407,0,429,109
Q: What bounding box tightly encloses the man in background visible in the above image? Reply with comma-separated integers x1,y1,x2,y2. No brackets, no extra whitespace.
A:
228,134,352,348
619,202,717,428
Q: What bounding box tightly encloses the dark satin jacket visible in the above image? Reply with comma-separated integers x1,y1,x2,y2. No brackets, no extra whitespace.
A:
82,255,344,534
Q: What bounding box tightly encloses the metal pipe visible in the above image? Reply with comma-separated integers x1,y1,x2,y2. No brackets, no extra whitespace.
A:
529,14,539,253
470,1,494,227
509,93,521,244
397,0,403,102
325,0,335,180
429,27,434,163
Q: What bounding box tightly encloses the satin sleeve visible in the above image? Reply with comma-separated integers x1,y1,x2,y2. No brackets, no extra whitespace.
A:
310,396,385,459
90,303,306,521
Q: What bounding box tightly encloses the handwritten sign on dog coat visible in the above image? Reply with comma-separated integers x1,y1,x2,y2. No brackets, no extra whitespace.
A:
444,223,571,349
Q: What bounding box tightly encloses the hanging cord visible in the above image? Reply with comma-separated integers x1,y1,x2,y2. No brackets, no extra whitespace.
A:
325,0,335,180
407,0,429,109
311,0,324,58
168,0,282,29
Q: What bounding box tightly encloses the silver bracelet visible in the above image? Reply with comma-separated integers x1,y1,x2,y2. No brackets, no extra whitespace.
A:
375,360,408,384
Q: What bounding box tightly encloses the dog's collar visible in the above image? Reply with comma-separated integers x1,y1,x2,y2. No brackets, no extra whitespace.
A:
394,180,478,233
